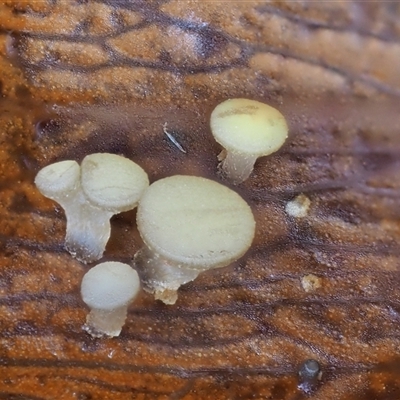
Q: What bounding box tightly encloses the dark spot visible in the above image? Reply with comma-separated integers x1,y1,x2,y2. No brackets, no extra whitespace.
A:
76,393,93,400
191,84,210,100
9,193,35,214
362,153,397,173
0,81,3,97
80,336,102,353
361,326,381,343
74,18,92,35
271,382,290,398
15,84,31,98
12,7,27,15
37,374,47,385
110,9,126,29
158,49,173,66
196,26,228,58
45,49,62,65
375,355,400,375
14,320,39,335
323,198,364,225
35,118,63,140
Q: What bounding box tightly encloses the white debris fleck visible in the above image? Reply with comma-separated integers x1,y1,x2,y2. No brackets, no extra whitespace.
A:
163,123,186,153
301,274,322,293
285,194,311,218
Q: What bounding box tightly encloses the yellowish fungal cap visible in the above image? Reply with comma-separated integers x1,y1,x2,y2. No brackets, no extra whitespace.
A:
81,261,140,311
137,175,256,270
35,160,80,198
210,98,288,156
81,153,149,212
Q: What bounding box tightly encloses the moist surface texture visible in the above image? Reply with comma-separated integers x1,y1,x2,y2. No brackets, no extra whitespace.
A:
0,1,399,399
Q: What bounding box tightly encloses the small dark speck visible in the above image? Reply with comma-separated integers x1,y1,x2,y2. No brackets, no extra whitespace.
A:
298,359,322,395
15,84,30,98
196,26,228,58
76,393,93,400
35,118,63,140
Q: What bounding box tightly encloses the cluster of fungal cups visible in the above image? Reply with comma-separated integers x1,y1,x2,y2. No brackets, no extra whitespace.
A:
35,99,288,337
35,153,149,263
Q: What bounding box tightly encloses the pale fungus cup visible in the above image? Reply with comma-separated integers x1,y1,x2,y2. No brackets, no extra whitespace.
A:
35,153,149,263
81,261,140,337
210,98,289,184
134,175,256,305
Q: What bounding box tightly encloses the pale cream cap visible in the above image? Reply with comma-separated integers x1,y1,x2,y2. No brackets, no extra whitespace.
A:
35,160,80,197
210,98,288,156
137,175,256,270
81,261,140,311
81,153,149,212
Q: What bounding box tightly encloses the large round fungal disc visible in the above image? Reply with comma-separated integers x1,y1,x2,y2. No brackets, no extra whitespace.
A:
35,160,80,197
81,261,140,311
137,175,256,270
210,98,288,156
81,153,149,212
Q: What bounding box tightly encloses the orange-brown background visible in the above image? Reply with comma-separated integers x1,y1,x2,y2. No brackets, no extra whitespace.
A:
0,1,399,399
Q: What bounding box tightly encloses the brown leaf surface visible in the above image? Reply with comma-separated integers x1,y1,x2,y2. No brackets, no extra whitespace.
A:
0,1,400,399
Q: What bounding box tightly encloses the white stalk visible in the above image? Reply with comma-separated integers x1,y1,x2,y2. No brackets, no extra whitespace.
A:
62,188,113,263
83,307,128,338
134,246,201,305
220,151,258,184
80,261,140,338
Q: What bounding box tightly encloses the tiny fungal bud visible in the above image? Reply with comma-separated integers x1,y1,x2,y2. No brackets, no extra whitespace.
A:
134,175,256,304
35,153,149,263
210,98,288,184
81,261,140,337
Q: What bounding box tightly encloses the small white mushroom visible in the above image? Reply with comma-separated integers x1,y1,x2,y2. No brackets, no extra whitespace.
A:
81,261,140,337
134,175,256,304
210,98,288,184
35,153,149,263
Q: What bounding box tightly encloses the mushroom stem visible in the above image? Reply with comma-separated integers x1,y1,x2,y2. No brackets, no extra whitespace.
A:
220,151,258,184
35,154,149,263
81,261,141,338
210,99,289,184
134,246,201,305
63,189,113,263
134,175,255,304
40,177,113,263
83,307,128,338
